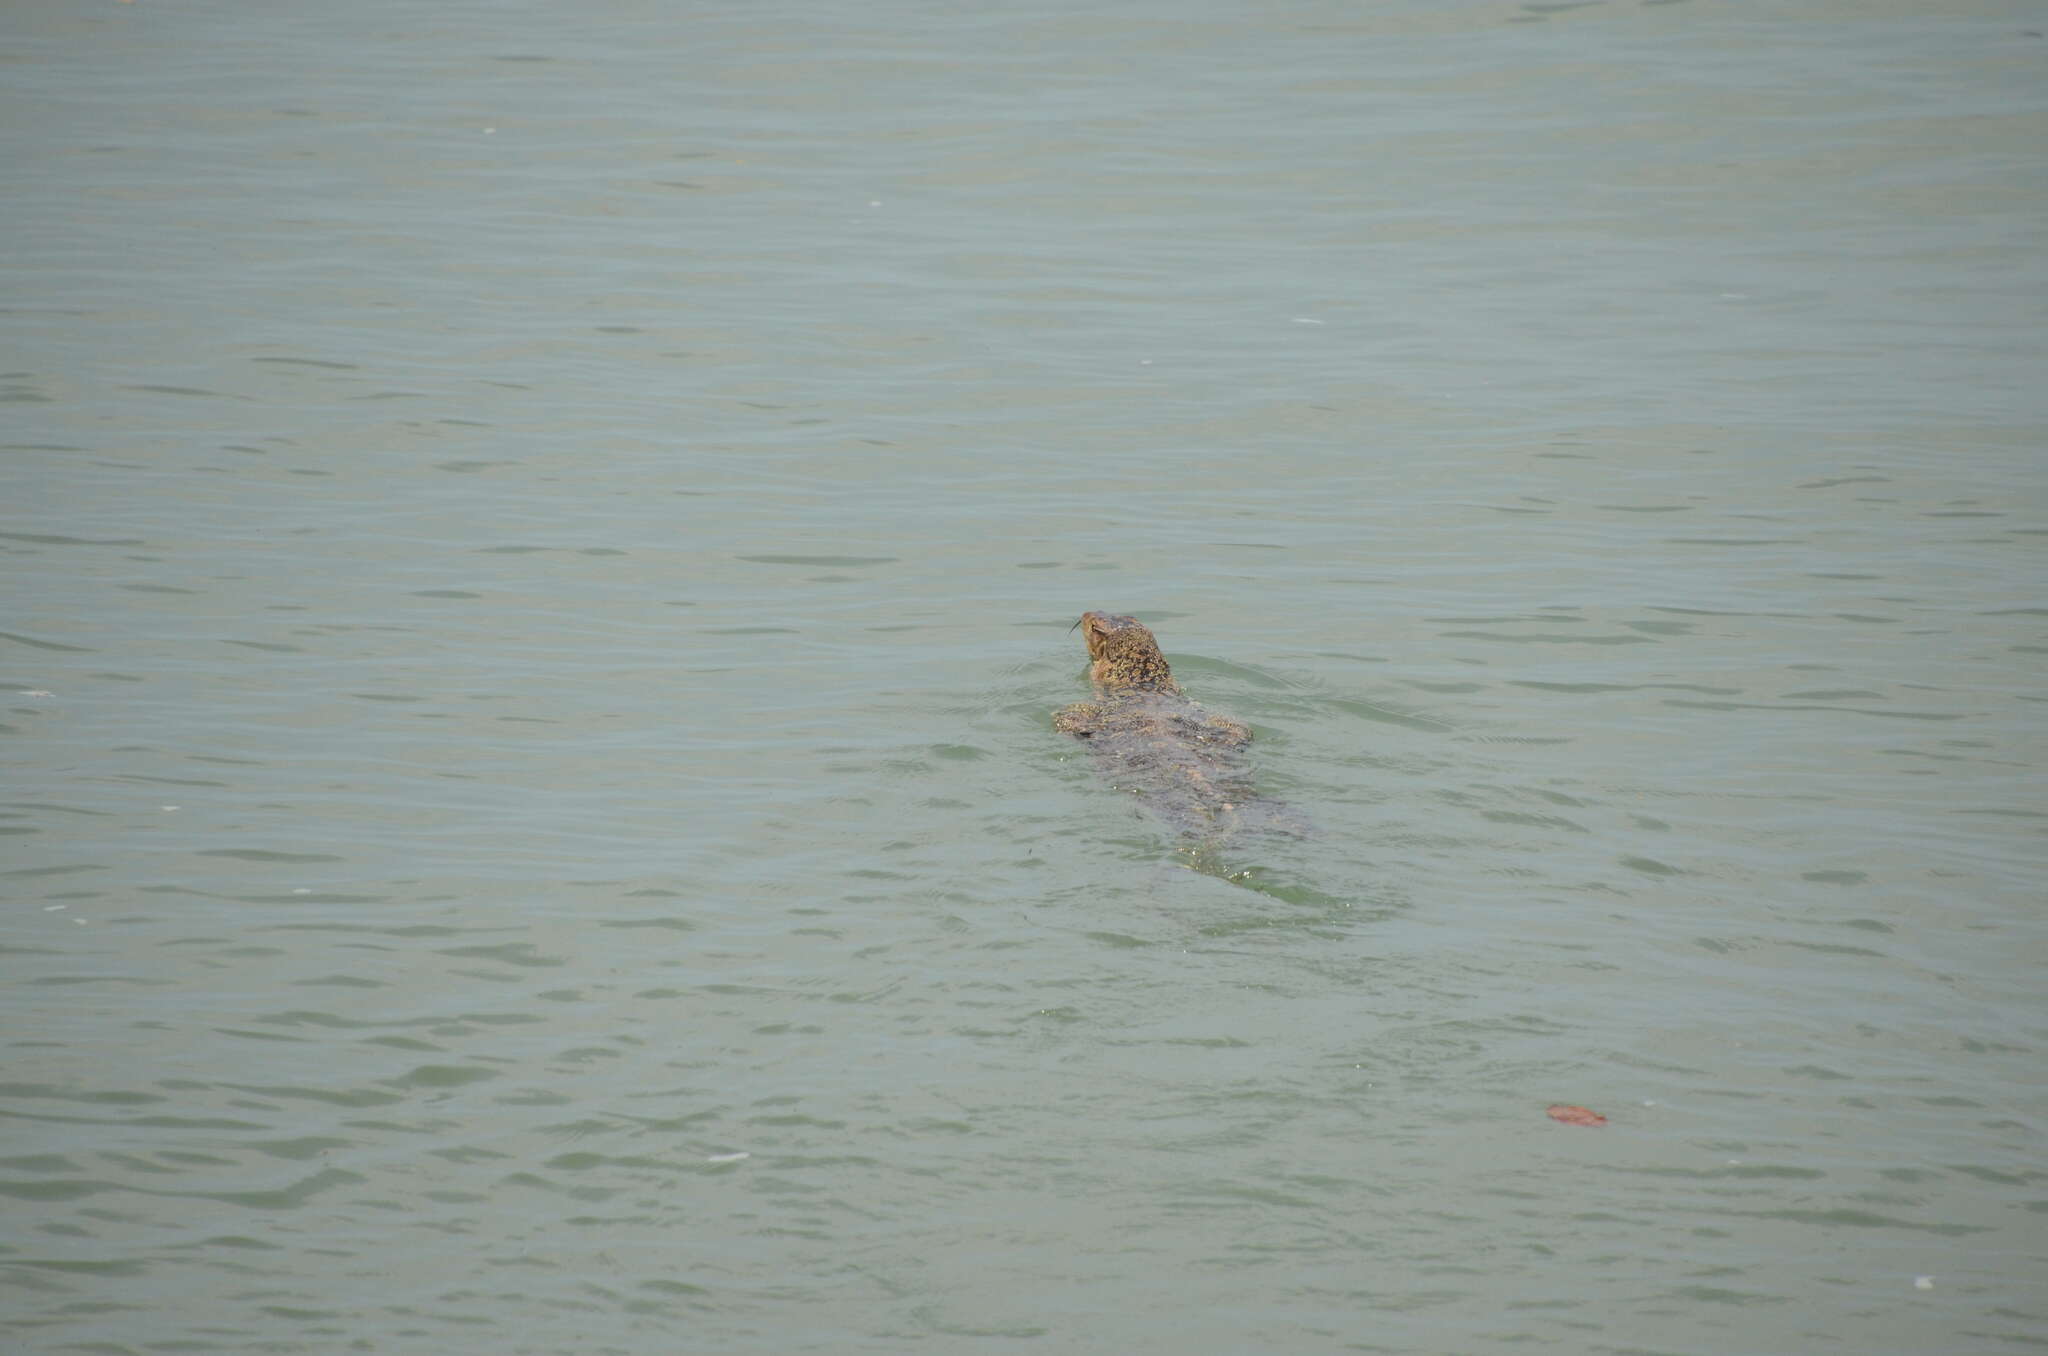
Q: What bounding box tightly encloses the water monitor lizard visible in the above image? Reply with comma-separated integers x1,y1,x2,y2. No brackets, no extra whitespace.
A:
1054,612,1295,863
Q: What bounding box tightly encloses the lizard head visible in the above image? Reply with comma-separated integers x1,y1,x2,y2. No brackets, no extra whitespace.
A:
1073,612,1177,692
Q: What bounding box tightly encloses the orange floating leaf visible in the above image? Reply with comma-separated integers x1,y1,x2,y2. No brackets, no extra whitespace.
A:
1547,1104,1607,1127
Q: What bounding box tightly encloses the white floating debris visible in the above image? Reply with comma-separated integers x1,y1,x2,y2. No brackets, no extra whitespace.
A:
161,805,180,812
705,1152,750,1164
44,905,65,912
18,689,52,697
1291,317,1324,325
1914,1276,1934,1290
292,888,311,895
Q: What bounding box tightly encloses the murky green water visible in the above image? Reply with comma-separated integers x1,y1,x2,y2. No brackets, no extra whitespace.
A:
5,2,2044,1351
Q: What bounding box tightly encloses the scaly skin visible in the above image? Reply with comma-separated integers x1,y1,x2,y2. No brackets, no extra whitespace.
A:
1054,613,1262,850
